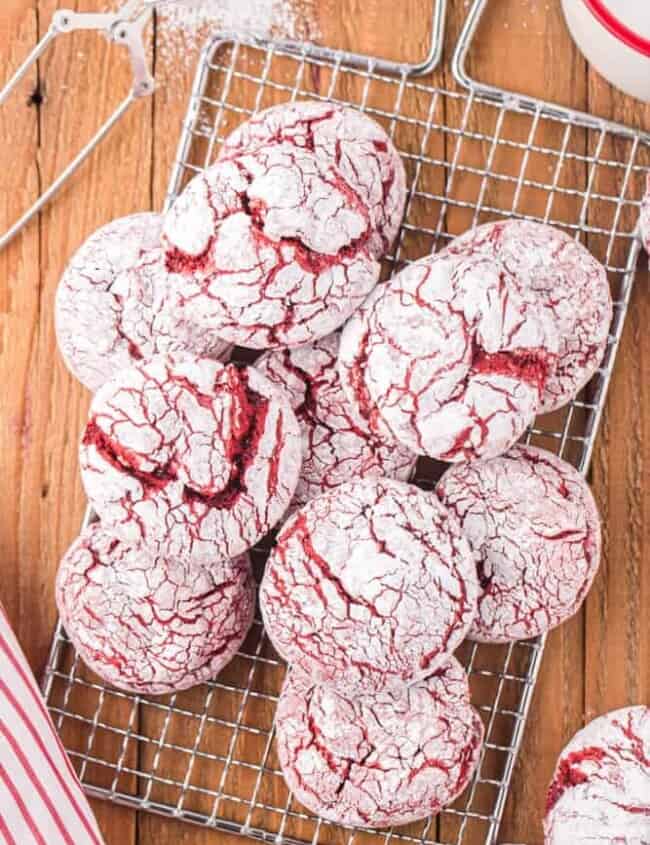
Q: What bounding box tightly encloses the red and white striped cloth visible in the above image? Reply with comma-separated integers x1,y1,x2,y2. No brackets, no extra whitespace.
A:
0,602,104,845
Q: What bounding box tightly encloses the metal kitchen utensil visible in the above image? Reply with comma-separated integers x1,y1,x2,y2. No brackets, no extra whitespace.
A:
42,0,649,843
0,0,156,252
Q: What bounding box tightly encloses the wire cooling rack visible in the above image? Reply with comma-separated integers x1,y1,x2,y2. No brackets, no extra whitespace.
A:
42,2,650,843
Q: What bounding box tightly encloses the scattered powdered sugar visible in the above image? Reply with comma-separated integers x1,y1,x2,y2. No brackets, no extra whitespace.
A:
153,0,320,78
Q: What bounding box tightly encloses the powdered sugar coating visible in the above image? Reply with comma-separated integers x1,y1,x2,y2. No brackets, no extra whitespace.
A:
79,353,302,564
276,659,484,828
162,144,380,349
56,522,255,695
641,174,650,254
447,220,612,413
338,251,559,462
55,213,229,392
255,334,417,509
260,477,479,695
336,284,401,444
220,100,407,259
544,706,650,843
437,445,601,643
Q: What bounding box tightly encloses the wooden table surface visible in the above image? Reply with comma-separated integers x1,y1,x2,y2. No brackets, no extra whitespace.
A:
1,1,649,842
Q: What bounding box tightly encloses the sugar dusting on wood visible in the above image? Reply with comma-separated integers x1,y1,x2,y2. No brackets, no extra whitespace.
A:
154,0,320,76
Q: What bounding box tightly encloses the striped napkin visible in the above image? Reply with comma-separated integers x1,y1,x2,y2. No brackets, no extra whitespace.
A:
0,603,104,845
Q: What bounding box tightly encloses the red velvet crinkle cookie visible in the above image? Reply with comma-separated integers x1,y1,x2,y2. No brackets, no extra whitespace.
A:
255,334,417,510
336,285,400,443
338,251,559,462
641,175,650,254
260,477,478,695
446,220,612,413
276,659,484,828
56,522,255,695
219,100,407,259
79,353,302,564
55,213,229,392
161,144,380,350
544,706,650,844
437,445,601,643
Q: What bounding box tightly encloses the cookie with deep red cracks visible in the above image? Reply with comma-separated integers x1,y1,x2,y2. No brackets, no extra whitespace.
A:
219,99,407,260
79,353,302,564
338,250,559,461
255,333,417,510
446,219,612,413
55,213,230,392
260,477,479,695
544,706,650,843
437,445,601,643
161,143,380,350
276,660,484,828
56,522,255,695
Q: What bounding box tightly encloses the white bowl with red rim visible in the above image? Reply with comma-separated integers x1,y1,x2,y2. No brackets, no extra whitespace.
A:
561,0,650,102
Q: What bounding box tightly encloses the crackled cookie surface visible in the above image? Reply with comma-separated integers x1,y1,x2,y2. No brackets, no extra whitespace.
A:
339,251,559,462
260,477,478,694
276,659,484,828
220,100,407,259
55,213,229,392
56,522,255,695
544,706,650,844
79,354,302,563
162,144,380,349
255,334,416,509
447,220,612,412
336,284,399,443
437,445,601,643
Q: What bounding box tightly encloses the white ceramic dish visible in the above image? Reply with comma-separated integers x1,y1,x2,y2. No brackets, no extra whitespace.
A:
562,0,650,102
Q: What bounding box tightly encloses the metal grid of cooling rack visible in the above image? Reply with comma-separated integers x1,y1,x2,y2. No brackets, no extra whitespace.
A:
43,11,650,845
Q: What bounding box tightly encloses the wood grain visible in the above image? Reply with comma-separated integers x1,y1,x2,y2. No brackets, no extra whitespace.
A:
0,1,649,844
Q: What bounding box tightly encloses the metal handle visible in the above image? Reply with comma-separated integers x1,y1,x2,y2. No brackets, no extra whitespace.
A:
0,24,58,109
406,0,447,76
198,0,447,81
0,94,137,252
451,0,650,141
0,7,154,252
